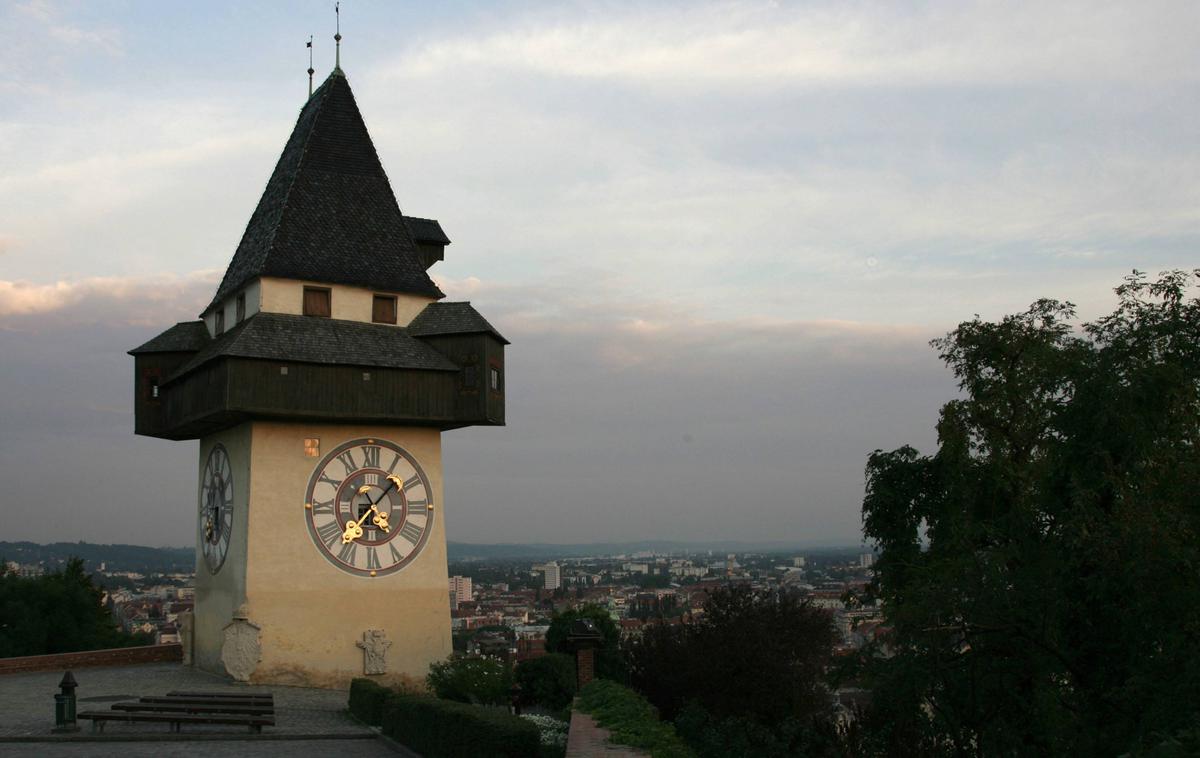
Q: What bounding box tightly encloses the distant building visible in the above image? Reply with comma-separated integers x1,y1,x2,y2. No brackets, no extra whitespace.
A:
859,553,875,569
534,562,562,590
449,575,473,603
793,556,806,568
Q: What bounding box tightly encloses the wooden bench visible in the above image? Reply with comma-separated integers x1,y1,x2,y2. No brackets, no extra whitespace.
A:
140,696,273,707
113,702,275,716
167,690,273,699
77,710,274,733
78,690,277,734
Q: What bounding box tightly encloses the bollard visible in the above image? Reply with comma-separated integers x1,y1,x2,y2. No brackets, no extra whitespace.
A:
53,671,79,733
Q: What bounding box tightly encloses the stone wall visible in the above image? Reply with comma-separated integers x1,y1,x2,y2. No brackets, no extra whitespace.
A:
0,644,182,675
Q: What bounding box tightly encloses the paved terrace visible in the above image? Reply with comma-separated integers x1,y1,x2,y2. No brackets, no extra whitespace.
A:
0,662,401,757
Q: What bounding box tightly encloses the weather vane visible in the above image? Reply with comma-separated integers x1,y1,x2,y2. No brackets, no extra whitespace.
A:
334,3,342,71
306,35,315,97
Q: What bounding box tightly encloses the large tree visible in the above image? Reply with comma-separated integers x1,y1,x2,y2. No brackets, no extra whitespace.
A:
626,585,837,757
859,271,1200,755
0,558,150,657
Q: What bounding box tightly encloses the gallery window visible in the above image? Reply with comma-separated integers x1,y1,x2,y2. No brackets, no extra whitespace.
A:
236,292,246,323
490,367,502,391
303,287,331,317
214,309,225,335
372,294,397,324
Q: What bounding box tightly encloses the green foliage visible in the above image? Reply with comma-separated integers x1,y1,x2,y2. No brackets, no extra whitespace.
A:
626,585,836,725
860,271,1200,755
674,702,846,758
348,677,389,725
382,692,540,758
0,557,149,657
426,655,513,706
576,679,694,758
515,653,576,710
545,604,625,680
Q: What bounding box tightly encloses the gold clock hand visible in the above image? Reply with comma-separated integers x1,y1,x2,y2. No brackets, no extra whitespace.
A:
370,505,390,532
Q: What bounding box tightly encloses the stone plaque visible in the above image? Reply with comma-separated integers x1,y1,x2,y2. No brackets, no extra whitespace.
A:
357,629,392,675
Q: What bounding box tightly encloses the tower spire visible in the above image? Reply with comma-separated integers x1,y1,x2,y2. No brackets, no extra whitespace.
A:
306,36,315,97
334,3,342,71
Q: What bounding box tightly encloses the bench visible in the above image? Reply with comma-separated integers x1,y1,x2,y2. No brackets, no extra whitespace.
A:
140,696,273,707
77,710,274,733
166,690,273,699
112,702,275,716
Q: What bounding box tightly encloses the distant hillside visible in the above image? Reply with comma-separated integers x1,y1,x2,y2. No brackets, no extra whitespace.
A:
0,542,192,575
447,539,863,561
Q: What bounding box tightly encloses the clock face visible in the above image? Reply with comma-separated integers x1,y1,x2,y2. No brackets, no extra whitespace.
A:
303,438,434,577
199,444,233,573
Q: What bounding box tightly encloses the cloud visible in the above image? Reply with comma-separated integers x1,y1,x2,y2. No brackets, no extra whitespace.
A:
387,2,1199,90
0,270,219,323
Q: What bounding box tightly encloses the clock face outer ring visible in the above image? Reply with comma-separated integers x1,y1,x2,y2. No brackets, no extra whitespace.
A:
199,443,233,574
303,438,435,578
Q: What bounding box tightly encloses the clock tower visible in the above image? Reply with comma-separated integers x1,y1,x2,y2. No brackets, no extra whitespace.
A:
129,67,507,688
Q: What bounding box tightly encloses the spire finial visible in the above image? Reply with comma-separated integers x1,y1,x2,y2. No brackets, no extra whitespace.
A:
306,36,315,97
334,3,342,71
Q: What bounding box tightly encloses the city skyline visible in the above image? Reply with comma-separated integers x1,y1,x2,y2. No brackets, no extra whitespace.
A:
1,1,1197,546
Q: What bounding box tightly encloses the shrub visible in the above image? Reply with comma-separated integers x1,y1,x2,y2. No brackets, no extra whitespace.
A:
521,713,569,757
515,653,576,710
382,693,540,758
348,677,389,726
576,679,694,758
426,655,513,705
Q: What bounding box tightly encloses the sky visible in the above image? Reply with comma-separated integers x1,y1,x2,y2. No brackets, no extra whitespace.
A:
1,1,1197,548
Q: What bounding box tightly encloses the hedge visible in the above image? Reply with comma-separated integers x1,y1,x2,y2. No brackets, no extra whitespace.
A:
349,677,390,726
576,679,694,758
382,692,540,758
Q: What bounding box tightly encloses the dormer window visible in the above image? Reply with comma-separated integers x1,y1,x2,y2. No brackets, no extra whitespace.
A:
236,292,246,324
214,310,225,335
303,287,331,317
372,294,397,324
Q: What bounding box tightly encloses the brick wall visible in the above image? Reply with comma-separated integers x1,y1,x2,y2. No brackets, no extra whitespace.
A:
0,644,182,675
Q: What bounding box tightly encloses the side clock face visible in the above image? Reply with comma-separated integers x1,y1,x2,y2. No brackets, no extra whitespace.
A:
304,438,434,577
199,444,233,573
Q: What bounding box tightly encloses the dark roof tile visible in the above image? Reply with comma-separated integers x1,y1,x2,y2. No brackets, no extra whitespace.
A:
206,72,443,312
405,216,451,245
408,302,510,344
165,312,458,384
129,321,210,354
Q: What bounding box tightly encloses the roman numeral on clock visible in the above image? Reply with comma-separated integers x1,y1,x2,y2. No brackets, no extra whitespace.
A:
403,475,422,492
399,521,422,544
336,451,357,475
366,548,381,570
361,446,380,468
316,521,341,548
388,542,404,564
337,541,358,565
311,499,334,516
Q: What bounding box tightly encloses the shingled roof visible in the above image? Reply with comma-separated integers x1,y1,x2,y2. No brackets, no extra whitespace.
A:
408,302,510,344
129,321,210,354
205,71,443,313
164,313,459,384
405,216,451,246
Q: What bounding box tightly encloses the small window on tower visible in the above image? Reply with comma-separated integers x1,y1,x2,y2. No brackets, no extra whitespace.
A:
372,294,397,324
236,293,246,324
214,310,225,335
304,438,320,457
490,367,502,391
303,287,331,317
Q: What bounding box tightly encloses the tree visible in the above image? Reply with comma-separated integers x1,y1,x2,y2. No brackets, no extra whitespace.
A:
0,558,150,657
515,653,576,711
626,585,837,757
426,655,513,705
859,271,1200,755
545,604,625,681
